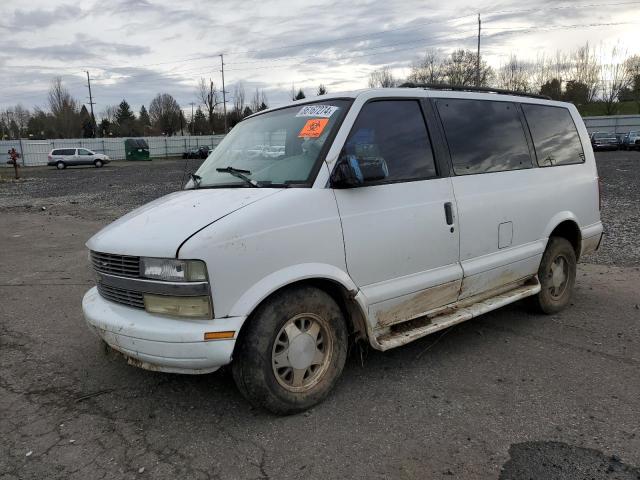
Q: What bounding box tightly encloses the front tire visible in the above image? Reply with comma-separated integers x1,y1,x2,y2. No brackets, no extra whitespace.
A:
531,237,577,314
94,159,103,168
232,286,348,415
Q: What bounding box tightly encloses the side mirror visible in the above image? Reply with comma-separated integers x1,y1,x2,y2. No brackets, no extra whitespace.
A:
330,154,363,188
330,154,389,188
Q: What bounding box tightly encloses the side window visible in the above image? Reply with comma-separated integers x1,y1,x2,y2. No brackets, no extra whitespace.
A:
52,150,61,155
63,149,75,155
522,104,585,166
78,149,92,155
436,99,532,175
342,100,437,183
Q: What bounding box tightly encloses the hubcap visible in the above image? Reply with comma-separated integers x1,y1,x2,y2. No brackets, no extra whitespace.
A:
271,313,332,393
548,255,569,299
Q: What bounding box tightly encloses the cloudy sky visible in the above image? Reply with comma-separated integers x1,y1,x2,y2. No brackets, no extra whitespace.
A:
0,0,638,115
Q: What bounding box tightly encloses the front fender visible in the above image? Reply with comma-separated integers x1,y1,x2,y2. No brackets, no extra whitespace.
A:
227,263,359,318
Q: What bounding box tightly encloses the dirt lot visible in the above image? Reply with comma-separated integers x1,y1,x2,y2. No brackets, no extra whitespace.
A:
1,152,639,479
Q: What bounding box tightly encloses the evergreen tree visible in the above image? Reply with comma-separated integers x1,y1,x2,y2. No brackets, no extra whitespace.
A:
138,105,151,134
80,105,94,138
193,107,208,135
115,99,136,136
540,78,562,101
317,84,327,95
295,89,306,100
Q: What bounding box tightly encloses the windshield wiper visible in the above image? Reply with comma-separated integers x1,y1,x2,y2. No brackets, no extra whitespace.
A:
189,173,202,189
215,166,260,187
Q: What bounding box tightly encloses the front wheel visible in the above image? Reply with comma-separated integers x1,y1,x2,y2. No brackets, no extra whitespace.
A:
531,237,577,314
94,159,103,168
232,286,348,415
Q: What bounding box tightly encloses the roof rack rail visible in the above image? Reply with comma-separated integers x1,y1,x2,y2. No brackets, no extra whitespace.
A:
398,82,552,100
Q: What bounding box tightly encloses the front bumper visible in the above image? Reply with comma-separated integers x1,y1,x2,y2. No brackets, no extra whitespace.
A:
82,287,245,374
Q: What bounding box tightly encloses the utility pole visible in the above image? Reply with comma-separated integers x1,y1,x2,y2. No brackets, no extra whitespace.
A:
86,71,97,137
476,14,482,87
189,102,195,136
220,54,228,134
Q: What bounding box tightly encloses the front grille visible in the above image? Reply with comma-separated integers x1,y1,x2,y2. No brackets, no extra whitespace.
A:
91,251,140,278
97,282,145,309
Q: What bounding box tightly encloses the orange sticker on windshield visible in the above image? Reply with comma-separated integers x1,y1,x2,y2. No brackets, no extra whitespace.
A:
298,118,329,138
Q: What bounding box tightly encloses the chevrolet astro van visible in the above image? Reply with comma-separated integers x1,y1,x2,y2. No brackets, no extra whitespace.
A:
83,86,603,414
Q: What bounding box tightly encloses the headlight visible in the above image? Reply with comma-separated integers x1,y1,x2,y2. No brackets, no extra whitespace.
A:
144,294,212,318
140,258,207,282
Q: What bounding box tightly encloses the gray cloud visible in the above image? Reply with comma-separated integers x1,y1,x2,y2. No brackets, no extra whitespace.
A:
0,0,637,110
3,4,85,30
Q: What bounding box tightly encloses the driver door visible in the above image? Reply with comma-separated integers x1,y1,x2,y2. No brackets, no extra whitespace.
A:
332,99,462,329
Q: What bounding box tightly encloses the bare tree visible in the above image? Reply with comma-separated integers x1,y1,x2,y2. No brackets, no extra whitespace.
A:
149,93,182,135
600,45,632,115
100,105,118,123
530,53,554,93
48,77,80,138
250,88,268,112
624,54,640,113
368,66,396,88
443,49,493,87
197,77,220,133
407,49,445,84
317,84,328,95
0,105,31,139
551,50,571,85
233,82,246,116
571,42,600,102
497,54,530,92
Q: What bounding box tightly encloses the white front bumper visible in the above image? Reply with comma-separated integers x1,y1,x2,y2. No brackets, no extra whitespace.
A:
82,287,246,374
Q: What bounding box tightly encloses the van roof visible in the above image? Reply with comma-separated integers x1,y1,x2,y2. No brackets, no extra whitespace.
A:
248,87,573,119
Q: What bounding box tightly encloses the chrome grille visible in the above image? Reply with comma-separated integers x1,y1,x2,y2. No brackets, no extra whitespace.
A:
91,251,140,278
97,282,145,309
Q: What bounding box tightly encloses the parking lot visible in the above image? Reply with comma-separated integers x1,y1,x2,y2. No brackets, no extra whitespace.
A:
1,151,639,479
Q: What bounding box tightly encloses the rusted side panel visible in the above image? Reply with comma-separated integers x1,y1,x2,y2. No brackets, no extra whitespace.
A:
375,277,541,351
372,279,462,328
458,254,541,300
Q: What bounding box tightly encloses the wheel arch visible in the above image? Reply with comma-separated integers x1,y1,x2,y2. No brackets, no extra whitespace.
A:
228,265,369,349
544,214,582,260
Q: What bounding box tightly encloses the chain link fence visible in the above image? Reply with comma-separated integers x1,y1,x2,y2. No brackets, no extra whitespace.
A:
1,135,225,167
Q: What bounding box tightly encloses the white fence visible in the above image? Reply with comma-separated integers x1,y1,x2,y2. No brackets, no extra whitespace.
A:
583,115,640,134
1,135,226,167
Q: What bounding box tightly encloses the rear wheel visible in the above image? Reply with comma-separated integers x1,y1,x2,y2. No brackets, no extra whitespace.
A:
232,286,348,415
56,161,66,170
94,159,103,168
531,237,576,314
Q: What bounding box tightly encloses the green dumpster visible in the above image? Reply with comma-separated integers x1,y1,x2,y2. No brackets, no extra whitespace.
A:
125,139,150,161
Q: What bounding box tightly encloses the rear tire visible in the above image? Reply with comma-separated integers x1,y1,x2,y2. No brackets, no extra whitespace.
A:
94,159,103,168
56,161,66,170
531,237,577,314
232,286,348,415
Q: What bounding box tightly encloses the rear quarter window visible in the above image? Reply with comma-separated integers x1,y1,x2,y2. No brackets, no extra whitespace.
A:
522,104,585,166
436,98,533,175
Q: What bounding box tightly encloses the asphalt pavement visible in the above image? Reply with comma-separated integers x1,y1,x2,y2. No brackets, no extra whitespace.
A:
1,151,639,479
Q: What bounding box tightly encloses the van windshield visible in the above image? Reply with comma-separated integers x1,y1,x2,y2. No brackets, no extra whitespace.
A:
190,99,350,188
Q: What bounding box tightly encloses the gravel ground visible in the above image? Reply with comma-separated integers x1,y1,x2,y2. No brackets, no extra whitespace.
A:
1,150,638,265
1,150,639,479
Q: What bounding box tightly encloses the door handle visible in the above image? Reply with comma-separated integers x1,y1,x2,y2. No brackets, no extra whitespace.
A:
444,202,454,225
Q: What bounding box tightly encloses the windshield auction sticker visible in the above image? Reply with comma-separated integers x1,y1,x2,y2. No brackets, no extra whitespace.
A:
298,118,329,138
296,105,339,117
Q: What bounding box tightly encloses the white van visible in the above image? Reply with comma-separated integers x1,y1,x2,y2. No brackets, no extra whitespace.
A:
48,148,110,169
83,87,603,414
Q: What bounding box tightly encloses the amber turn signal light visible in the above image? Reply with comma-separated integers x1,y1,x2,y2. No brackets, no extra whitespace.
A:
204,331,235,341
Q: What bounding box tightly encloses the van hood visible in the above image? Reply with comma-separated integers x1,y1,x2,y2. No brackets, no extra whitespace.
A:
86,189,281,257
